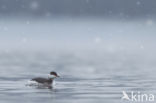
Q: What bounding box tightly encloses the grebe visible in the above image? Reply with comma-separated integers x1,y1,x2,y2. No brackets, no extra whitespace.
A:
28,71,59,88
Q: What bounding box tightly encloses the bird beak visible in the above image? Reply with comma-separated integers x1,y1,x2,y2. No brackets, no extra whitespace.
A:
57,75,60,77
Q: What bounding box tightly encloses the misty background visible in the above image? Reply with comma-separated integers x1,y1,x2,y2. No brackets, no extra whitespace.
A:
0,1,156,103
0,0,156,76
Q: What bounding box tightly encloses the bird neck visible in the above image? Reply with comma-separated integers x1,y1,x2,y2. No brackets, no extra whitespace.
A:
48,78,54,80
47,78,54,84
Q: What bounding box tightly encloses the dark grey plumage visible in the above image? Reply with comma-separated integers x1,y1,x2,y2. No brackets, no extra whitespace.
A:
31,77,53,84
28,71,59,88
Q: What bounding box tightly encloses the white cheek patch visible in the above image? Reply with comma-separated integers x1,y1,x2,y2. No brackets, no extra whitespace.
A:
48,74,56,78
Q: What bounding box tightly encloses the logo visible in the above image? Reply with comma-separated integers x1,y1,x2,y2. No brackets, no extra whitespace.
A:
121,91,155,102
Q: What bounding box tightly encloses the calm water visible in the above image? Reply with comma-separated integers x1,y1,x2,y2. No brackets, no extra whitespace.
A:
0,18,156,103
0,50,156,103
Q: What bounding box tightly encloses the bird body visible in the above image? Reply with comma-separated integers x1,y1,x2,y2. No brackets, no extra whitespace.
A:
32,77,53,84
27,71,59,88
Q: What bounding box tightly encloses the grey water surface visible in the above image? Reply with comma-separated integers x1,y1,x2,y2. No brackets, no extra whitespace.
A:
0,50,156,103
0,0,156,102
0,19,156,103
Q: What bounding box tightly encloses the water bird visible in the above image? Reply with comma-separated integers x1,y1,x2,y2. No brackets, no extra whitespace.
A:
28,71,60,88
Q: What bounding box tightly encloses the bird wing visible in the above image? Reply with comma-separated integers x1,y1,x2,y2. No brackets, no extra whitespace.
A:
31,77,48,83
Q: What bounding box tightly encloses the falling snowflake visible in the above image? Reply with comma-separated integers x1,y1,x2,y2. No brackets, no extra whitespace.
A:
119,12,124,17
26,21,30,25
140,45,144,49
108,11,113,14
1,5,7,9
94,37,102,43
30,1,39,10
3,27,8,31
146,19,154,26
21,38,28,43
45,12,52,17
86,0,89,3
136,1,141,5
